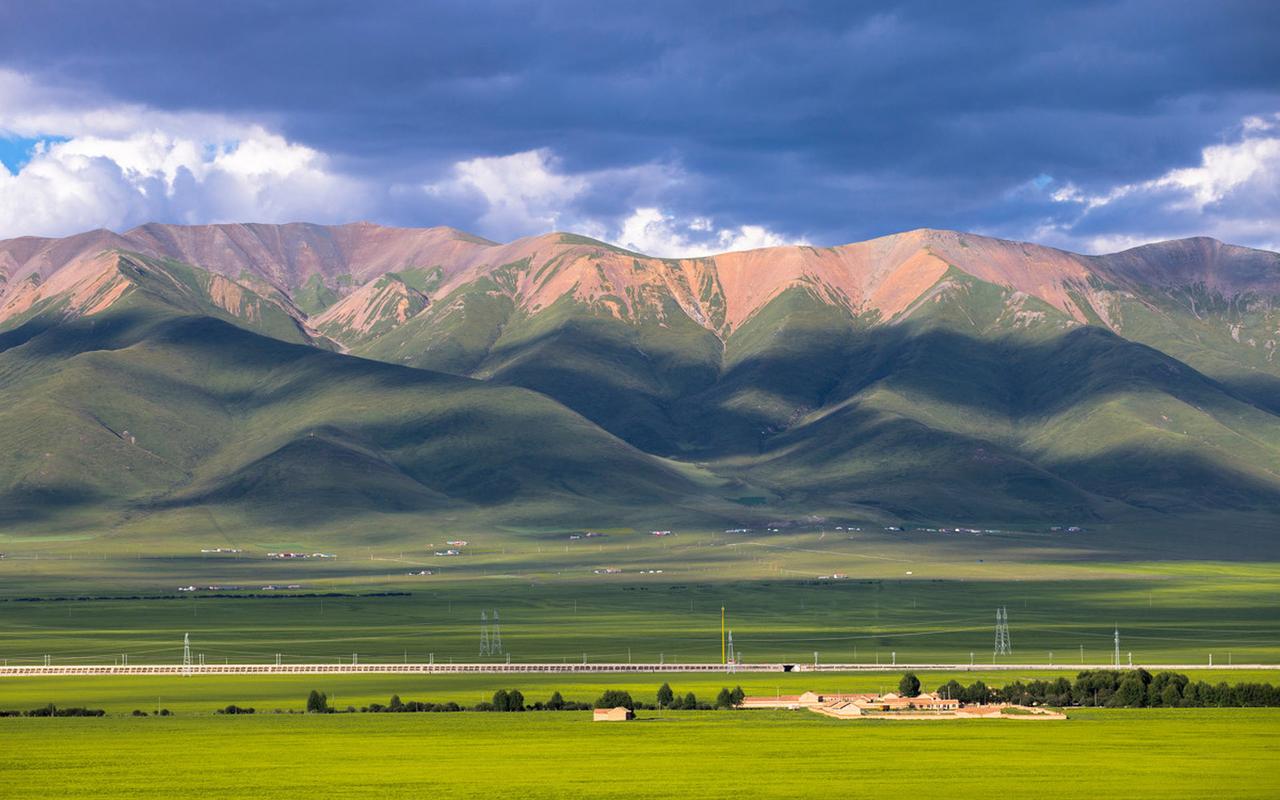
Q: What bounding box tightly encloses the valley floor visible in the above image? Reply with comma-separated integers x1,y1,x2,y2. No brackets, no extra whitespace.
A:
2,669,1278,715
1,709,1276,799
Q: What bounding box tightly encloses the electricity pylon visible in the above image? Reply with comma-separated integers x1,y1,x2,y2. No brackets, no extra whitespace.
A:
994,607,1012,657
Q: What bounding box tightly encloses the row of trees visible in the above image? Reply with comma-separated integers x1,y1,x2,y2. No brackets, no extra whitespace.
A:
596,683,745,711
0,704,105,717
306,684,753,715
353,691,594,713
928,670,1280,708
215,704,255,714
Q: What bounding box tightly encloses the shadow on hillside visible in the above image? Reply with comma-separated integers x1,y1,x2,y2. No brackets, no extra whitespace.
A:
481,315,722,456
8,301,1280,533
665,323,1280,456
1213,372,1280,416
0,484,105,525
744,397,1280,518
0,308,162,359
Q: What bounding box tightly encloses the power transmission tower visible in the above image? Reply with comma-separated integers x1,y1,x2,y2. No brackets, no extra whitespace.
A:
491,609,502,655
993,607,1012,657
727,630,736,672
182,633,192,676
479,612,490,657
1113,625,1120,667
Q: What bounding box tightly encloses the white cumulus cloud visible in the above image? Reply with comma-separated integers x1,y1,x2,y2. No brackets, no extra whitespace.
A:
424,148,589,237
614,207,800,258
0,70,803,256
0,70,371,238
423,149,801,256
1016,113,1280,253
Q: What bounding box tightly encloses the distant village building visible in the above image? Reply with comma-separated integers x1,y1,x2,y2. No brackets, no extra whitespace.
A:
739,690,1060,720
593,707,634,722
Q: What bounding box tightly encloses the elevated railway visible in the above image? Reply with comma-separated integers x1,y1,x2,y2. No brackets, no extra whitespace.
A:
0,662,1270,677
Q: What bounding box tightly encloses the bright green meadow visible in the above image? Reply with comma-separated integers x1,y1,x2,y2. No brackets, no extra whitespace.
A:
2,709,1277,799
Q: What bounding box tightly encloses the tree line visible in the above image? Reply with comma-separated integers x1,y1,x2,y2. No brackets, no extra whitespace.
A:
0,704,105,717
299,684,750,714
928,670,1280,707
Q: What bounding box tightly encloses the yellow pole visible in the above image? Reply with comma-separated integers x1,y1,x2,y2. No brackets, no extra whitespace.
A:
721,606,726,664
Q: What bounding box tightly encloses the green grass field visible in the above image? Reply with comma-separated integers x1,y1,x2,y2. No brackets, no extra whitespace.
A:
2,548,1277,666
3,571,1278,666
4,669,1279,716
2,709,1276,799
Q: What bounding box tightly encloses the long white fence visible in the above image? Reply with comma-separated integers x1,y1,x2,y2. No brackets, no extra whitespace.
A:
0,662,1271,677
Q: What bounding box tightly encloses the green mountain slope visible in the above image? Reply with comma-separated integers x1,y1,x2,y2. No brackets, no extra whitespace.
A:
345,261,1280,523
2,227,1280,537
0,285,723,532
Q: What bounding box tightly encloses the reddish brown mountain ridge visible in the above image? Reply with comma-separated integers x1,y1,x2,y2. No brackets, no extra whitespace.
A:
1,222,1277,340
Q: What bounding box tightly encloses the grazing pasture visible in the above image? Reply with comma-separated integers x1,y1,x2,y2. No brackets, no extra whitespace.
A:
1,709,1276,799
1,563,1277,666
2,669,1277,716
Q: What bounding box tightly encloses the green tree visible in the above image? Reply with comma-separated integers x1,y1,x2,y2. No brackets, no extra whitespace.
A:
898,673,921,697
937,679,965,701
715,688,734,708
683,691,698,709
1148,671,1188,707
306,690,329,713
963,681,991,704
547,691,565,711
595,690,634,710
389,694,404,711
509,689,525,711
657,682,674,708
492,689,510,711
730,686,745,706
1108,675,1147,707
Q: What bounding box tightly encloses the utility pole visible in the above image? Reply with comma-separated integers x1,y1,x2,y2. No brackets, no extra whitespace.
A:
1114,625,1120,668
721,607,726,665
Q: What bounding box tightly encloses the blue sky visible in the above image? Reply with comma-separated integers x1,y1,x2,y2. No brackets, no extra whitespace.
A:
0,136,41,172
0,1,1275,255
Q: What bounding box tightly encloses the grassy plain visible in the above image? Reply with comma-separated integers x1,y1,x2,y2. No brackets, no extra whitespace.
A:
2,565,1278,665
4,670,1280,716
3,523,1278,666
2,709,1277,799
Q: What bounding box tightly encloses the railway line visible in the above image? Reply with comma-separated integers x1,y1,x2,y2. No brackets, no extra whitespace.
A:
1,662,1271,677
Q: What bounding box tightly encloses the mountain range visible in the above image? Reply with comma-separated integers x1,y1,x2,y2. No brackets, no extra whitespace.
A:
3,221,1280,537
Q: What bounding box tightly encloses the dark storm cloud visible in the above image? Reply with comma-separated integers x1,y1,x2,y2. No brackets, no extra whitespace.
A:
0,0,1276,250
